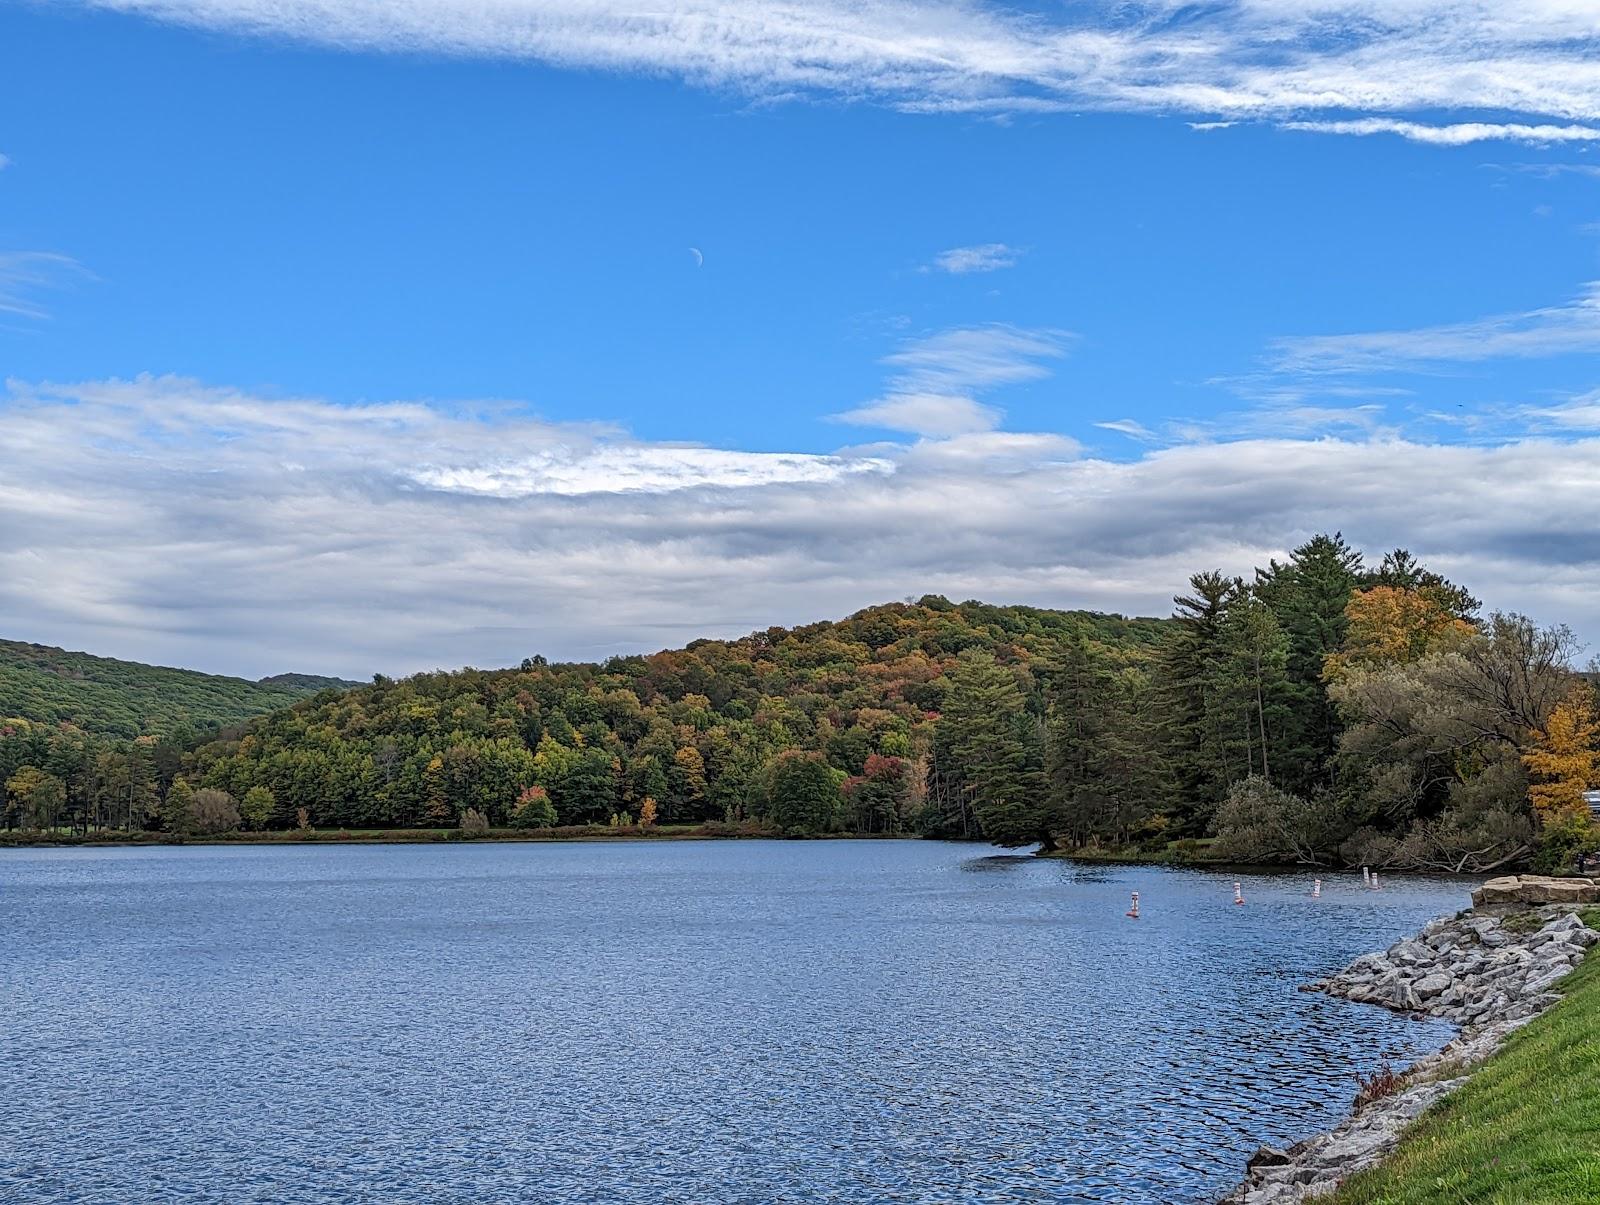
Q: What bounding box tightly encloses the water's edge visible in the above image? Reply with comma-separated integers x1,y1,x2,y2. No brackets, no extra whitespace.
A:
1220,896,1599,1203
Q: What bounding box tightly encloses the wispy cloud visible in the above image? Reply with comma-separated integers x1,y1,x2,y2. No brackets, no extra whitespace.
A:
1281,119,1600,146
1489,162,1600,180
0,153,11,171
10,372,1600,677
1524,388,1600,432
926,243,1020,274
0,252,88,320
833,324,1072,436
1269,282,1600,374
63,1,1600,134
1096,418,1156,441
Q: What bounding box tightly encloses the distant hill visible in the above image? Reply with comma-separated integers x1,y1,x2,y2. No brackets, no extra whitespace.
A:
0,639,358,739
184,596,1169,831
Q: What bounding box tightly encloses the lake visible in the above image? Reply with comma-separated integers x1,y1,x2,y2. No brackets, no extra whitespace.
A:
1,840,1470,1203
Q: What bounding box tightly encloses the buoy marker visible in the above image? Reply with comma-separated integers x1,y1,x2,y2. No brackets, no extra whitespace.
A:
1313,878,1322,898
1234,881,1245,906
1126,891,1140,919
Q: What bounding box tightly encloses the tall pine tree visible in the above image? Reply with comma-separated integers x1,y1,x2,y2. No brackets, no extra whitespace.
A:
938,650,1051,847
1256,533,1363,795
1158,570,1241,832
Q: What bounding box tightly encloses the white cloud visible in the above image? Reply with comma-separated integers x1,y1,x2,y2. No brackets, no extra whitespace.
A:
1281,119,1600,145
64,1,1600,132
834,393,1001,438
832,324,1072,436
1270,281,1600,374
1096,418,1156,440
8,373,1600,679
1525,388,1600,431
927,243,1020,274
0,252,88,320
0,153,11,170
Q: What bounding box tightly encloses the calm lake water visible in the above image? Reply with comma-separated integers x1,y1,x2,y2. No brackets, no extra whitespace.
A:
2,840,1470,1203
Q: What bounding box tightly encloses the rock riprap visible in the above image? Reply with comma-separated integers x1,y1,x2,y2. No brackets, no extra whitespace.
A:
1222,904,1598,1203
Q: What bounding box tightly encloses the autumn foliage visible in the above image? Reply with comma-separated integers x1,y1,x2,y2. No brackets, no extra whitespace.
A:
1523,687,1599,824
1323,585,1475,684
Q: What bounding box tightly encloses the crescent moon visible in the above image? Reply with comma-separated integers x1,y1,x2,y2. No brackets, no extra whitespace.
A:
689,247,704,268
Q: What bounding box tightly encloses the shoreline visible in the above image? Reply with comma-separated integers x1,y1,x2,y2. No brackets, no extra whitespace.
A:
5,831,1506,875
1221,876,1600,1202
0,823,924,849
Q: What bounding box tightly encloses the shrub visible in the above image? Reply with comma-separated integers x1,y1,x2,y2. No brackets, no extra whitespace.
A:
1354,1061,1404,1108
1212,776,1334,864
459,807,490,837
1532,809,1597,875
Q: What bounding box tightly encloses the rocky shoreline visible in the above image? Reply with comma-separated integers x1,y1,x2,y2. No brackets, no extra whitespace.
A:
1221,876,1599,1203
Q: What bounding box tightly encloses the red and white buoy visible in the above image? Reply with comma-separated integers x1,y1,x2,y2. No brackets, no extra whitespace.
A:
1126,891,1140,919
1313,878,1322,898
1371,872,1382,891
1362,866,1371,886
1234,881,1245,906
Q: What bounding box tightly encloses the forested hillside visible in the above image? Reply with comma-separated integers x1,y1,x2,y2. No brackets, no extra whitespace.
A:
6,544,1598,874
0,639,353,738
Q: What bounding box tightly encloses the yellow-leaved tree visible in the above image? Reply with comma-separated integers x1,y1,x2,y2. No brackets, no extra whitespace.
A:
1522,685,1599,823
1323,586,1475,684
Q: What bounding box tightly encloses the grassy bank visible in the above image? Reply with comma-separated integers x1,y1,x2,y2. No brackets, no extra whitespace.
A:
1331,907,1600,1204
0,821,827,847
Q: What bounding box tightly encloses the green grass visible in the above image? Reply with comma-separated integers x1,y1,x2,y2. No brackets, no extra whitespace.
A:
1500,910,1549,934
1331,930,1600,1204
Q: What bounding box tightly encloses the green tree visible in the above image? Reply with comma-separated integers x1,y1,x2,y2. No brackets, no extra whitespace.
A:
765,749,840,834
509,785,558,828
939,650,1050,848
1158,570,1241,830
1045,638,1170,848
1257,532,1363,793
162,775,196,834
240,786,275,831
842,753,909,833
1212,587,1290,783
5,766,66,830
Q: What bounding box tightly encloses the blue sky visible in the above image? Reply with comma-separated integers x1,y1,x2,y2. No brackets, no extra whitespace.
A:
4,0,1600,676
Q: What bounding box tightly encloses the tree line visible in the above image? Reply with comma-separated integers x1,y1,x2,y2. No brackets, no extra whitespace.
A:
5,540,1596,871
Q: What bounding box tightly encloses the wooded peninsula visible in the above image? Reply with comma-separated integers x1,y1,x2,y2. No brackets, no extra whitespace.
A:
5,533,1596,873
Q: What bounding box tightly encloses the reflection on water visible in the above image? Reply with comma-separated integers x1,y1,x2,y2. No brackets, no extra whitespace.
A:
1,841,1470,1203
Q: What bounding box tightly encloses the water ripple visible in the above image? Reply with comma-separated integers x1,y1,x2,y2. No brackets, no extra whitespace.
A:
0,841,1466,1203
